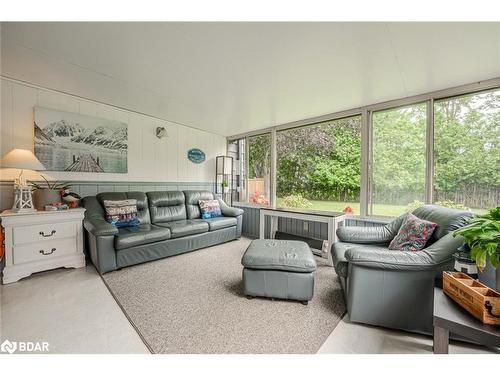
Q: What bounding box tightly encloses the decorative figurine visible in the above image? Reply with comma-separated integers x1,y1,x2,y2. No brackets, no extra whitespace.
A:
61,189,81,209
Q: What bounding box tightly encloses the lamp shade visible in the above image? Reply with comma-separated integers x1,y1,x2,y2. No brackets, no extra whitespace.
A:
0,149,46,171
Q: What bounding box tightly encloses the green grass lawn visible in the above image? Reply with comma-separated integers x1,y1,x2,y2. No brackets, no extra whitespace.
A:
276,198,486,217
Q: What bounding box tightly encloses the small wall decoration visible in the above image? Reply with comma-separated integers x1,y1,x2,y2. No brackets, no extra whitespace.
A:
156,126,168,139
187,148,206,164
34,107,128,173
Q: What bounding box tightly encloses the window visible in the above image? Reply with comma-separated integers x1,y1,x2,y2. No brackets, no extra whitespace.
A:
276,116,362,214
370,103,427,216
228,81,499,218
434,89,500,213
227,138,246,203
247,133,271,206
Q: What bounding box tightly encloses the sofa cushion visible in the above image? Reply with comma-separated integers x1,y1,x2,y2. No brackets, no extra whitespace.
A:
97,191,151,225
147,191,186,223
114,224,171,250
156,219,209,238
204,216,237,231
331,242,389,278
241,239,316,273
184,191,215,219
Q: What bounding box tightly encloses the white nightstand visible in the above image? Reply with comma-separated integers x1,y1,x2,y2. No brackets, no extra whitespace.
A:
1,208,86,284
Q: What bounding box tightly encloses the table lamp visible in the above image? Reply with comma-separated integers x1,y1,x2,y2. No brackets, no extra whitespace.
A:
0,149,46,212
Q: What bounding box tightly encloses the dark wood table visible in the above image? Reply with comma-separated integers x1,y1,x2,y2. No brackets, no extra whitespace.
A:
433,287,500,354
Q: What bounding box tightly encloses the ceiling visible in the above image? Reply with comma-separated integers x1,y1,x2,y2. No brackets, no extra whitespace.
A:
1,22,500,136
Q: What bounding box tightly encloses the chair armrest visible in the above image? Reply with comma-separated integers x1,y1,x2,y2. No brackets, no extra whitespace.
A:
344,233,463,271
217,199,244,217
345,247,435,271
421,233,465,264
336,214,407,244
84,216,118,236
337,226,395,244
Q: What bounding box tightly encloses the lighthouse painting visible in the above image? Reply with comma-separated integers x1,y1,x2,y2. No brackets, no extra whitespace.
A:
34,107,128,173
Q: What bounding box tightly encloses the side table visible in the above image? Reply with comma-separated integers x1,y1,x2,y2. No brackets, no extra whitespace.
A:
1,208,86,284
433,287,500,354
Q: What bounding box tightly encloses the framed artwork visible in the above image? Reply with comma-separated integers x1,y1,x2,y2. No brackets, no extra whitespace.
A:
34,107,128,173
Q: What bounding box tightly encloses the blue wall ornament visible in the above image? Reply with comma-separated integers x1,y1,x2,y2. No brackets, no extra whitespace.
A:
187,148,206,164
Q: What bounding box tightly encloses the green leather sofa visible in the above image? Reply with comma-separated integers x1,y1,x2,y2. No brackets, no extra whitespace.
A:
331,205,473,334
82,190,243,274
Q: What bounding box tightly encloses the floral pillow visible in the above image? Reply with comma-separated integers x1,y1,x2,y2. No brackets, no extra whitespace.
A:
199,199,222,219
389,213,437,251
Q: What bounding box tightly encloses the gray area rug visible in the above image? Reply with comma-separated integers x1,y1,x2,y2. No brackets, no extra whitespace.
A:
102,237,346,354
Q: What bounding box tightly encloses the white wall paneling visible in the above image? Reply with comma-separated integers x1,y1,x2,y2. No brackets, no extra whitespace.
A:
0,78,226,184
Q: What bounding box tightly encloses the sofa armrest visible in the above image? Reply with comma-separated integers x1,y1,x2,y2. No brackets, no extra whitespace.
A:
82,195,118,236
217,199,244,217
84,217,118,236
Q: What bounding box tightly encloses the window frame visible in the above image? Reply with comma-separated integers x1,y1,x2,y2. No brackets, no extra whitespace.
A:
274,114,363,212
431,88,500,212
227,77,500,216
232,132,274,207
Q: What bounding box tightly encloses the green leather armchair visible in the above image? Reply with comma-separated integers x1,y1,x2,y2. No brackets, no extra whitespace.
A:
332,205,473,334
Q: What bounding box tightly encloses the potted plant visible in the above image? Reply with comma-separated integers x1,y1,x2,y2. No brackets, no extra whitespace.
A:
453,207,500,291
223,180,230,193
29,176,71,210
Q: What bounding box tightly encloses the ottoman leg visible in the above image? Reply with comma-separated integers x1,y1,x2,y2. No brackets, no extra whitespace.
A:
246,295,254,300
301,301,309,305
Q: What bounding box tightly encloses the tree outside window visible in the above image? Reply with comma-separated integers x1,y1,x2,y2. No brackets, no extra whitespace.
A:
434,89,500,213
248,134,271,206
276,116,361,214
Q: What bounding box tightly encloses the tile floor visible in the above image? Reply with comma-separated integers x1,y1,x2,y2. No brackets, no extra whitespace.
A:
1,264,497,354
0,266,149,354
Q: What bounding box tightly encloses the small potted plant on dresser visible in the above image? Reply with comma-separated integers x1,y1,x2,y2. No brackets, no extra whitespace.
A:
454,207,500,291
29,176,71,210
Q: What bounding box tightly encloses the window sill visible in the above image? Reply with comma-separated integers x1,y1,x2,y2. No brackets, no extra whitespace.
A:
232,202,271,209
232,203,393,223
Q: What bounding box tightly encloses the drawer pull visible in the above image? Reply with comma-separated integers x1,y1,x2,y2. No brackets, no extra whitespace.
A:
39,230,56,237
39,248,56,256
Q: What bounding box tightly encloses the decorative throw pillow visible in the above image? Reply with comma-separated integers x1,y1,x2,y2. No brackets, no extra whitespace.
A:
389,213,437,251
103,199,140,227
199,199,222,219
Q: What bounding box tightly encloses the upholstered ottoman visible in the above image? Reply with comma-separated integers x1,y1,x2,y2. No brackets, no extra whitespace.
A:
241,239,317,304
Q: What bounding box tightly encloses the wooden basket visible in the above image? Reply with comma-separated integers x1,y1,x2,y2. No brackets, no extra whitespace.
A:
443,271,500,326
